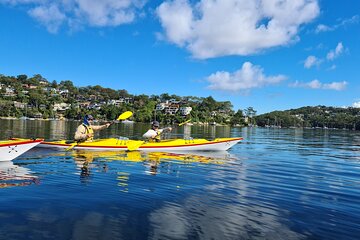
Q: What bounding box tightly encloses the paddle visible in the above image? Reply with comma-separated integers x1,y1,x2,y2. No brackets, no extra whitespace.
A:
126,140,145,151
126,119,191,151
65,111,133,151
114,111,133,122
178,119,191,126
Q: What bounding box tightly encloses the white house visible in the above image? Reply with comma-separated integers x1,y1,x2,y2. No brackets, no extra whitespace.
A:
119,97,133,104
13,101,26,109
108,99,122,106
165,104,179,115
59,89,69,98
179,107,192,116
4,87,16,97
89,103,101,110
156,103,166,111
53,103,70,111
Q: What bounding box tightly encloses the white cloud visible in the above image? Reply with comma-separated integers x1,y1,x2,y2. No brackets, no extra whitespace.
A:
315,24,333,33
323,81,347,90
315,15,359,33
0,0,147,33
74,0,138,27
304,42,345,70
353,101,360,108
326,42,344,61
304,55,321,68
206,62,287,92
307,79,322,89
327,64,336,71
157,0,320,59
290,79,347,90
28,4,66,33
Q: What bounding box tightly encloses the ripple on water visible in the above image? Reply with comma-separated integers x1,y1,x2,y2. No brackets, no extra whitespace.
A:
1,127,360,239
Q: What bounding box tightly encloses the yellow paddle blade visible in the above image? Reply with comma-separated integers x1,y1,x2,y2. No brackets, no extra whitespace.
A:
65,142,77,151
178,119,191,126
126,140,145,151
117,111,133,121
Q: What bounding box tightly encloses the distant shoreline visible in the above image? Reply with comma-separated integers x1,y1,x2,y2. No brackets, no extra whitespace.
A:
0,117,231,126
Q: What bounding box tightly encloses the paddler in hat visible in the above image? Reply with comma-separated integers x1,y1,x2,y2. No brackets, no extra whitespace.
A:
142,121,172,142
74,114,111,142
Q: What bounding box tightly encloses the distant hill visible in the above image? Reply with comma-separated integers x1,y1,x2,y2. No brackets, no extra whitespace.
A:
0,73,246,125
255,106,360,130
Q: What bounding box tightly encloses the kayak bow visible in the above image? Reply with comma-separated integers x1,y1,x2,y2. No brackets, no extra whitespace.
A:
0,138,43,161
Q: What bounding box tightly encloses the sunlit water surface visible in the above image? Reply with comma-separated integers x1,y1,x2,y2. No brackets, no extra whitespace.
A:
0,119,359,240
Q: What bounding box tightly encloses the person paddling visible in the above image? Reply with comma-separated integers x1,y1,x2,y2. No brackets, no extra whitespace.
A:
142,121,172,142
74,115,110,142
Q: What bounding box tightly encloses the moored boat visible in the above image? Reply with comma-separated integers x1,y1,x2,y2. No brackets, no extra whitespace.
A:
38,137,243,152
0,138,44,161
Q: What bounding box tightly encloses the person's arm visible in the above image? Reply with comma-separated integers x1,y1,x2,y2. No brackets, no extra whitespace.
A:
162,127,172,132
74,125,90,141
91,123,110,131
158,127,172,134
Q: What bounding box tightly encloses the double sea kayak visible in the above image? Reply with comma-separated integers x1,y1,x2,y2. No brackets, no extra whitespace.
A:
38,137,243,151
0,138,43,161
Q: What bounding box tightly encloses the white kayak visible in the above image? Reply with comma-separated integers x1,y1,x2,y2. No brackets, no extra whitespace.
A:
0,138,43,161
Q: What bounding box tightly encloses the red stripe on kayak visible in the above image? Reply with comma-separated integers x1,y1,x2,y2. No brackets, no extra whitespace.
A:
77,146,128,149
0,139,43,147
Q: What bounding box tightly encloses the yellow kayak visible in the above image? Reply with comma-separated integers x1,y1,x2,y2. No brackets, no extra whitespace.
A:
38,137,243,151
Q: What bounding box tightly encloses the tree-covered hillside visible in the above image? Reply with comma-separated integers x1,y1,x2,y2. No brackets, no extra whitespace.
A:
255,106,360,130
0,73,248,125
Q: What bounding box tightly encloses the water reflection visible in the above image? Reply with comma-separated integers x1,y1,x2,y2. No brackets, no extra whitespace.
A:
72,150,110,185
68,150,237,189
147,199,306,240
2,123,360,239
0,161,39,188
71,150,237,165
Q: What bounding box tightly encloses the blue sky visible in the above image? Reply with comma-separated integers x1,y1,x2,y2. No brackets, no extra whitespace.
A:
0,0,359,114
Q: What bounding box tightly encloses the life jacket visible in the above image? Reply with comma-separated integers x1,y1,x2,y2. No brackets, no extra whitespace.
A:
82,123,94,142
149,129,161,142
154,130,161,142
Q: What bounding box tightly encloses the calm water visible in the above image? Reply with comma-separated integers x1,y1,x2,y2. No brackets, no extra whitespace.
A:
0,119,359,240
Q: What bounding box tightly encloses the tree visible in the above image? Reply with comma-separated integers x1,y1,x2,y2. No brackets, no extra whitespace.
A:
51,80,58,88
244,107,257,125
17,74,28,82
231,109,245,126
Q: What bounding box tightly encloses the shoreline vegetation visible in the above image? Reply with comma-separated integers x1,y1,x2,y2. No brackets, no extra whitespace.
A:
1,73,360,130
0,116,228,126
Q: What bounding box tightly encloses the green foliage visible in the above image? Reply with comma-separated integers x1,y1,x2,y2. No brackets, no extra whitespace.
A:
231,110,246,126
255,106,360,130
0,73,249,124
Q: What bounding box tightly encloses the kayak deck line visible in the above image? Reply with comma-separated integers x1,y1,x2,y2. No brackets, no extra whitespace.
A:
0,138,43,147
